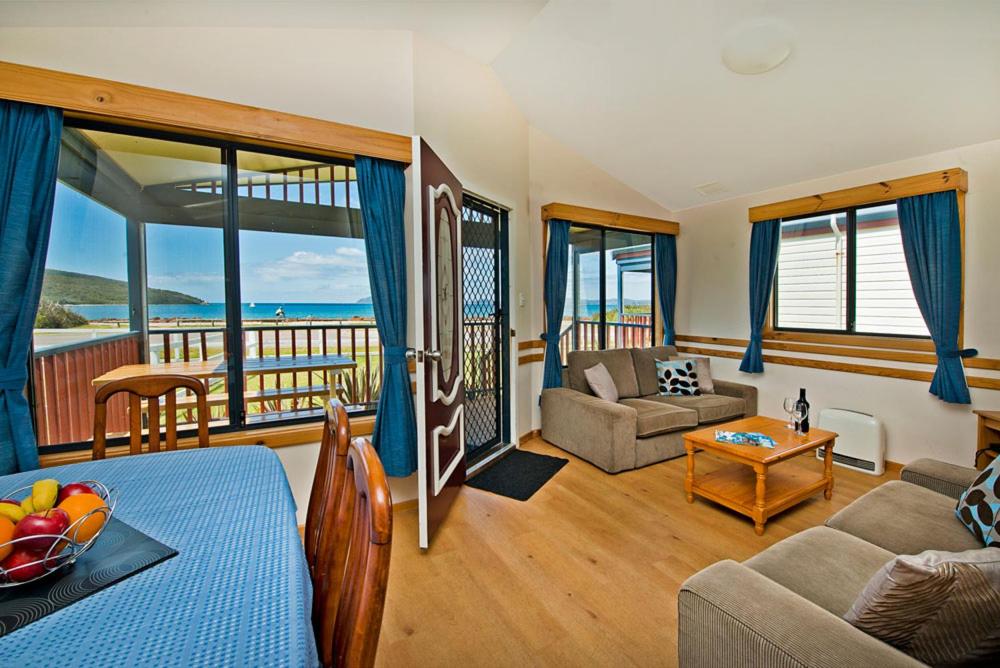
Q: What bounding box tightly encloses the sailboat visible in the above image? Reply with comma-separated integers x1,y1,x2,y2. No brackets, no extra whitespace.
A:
249,302,256,308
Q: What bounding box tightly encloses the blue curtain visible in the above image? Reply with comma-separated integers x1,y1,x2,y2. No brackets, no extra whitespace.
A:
0,101,62,475
542,219,570,389
739,219,780,373
355,156,417,476
654,233,677,345
898,191,976,404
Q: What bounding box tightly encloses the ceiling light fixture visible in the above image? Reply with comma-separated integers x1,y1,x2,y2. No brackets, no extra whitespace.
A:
721,19,794,75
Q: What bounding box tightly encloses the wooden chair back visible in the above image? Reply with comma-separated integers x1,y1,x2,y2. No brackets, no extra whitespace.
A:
93,374,209,460
306,399,351,574
308,403,392,668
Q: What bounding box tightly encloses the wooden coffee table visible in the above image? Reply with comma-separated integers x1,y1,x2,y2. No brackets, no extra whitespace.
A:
683,416,838,535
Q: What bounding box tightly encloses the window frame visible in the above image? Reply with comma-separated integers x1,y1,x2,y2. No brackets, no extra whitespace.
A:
563,221,657,358
770,198,931,341
31,118,374,455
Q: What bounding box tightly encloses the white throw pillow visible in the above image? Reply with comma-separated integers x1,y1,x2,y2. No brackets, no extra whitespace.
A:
584,363,619,402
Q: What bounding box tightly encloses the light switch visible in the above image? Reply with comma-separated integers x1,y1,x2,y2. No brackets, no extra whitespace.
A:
518,292,526,308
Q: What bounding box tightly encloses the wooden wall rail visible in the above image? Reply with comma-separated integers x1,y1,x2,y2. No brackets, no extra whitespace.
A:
0,60,412,163
749,168,967,223
674,334,1000,391
542,202,680,236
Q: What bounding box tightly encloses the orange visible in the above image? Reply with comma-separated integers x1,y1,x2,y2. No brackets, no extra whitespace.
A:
58,494,108,544
0,517,14,561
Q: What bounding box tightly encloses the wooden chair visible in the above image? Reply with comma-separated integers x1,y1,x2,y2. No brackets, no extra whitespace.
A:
308,401,393,668
93,374,209,460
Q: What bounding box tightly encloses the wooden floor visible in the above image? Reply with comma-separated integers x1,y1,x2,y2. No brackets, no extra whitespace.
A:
376,437,891,667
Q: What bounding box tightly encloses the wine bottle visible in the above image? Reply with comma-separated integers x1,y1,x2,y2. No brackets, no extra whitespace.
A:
796,388,810,433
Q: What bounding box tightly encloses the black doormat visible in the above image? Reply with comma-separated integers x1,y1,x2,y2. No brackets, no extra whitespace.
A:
466,449,568,501
0,517,178,636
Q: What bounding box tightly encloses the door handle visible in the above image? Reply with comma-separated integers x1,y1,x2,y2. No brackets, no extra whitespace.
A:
425,350,442,362
405,348,419,361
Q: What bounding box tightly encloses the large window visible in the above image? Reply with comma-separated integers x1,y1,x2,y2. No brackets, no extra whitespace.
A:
31,121,377,451
773,202,929,337
560,225,655,362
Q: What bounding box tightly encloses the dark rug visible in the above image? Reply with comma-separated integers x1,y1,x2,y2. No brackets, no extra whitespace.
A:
466,450,568,501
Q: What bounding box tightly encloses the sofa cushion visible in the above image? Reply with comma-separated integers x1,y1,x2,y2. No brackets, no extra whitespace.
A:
567,349,640,398
644,394,744,424
629,345,679,397
744,526,894,616
826,480,983,555
619,398,697,437
583,363,618,402
671,355,715,393
845,547,1000,666
954,458,1000,546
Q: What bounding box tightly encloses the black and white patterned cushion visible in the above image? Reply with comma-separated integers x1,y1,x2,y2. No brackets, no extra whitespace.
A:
655,359,701,396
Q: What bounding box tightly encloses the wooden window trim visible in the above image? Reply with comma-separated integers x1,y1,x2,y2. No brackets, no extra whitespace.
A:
0,60,411,163
748,168,967,223
755,169,967,348
541,202,680,236
38,416,376,468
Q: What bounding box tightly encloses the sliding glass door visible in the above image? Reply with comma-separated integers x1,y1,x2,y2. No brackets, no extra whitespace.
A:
561,225,655,362
31,120,379,452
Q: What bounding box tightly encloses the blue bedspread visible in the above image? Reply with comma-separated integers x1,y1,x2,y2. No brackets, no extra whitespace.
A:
0,446,319,667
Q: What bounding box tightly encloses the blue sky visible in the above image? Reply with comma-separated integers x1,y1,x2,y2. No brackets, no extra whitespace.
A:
47,182,372,304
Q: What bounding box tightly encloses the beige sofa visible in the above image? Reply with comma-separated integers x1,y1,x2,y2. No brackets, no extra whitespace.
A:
540,346,757,473
677,458,984,667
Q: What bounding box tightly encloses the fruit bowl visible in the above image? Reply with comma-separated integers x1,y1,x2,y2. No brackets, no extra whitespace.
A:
0,480,117,587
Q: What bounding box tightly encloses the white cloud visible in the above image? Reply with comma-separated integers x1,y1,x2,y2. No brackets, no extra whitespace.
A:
254,250,368,282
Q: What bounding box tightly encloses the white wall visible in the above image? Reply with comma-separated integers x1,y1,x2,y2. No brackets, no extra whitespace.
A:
0,28,415,135
411,34,531,443
675,139,1000,466
525,126,675,428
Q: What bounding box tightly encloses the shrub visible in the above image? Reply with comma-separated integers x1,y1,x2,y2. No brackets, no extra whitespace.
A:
35,299,88,329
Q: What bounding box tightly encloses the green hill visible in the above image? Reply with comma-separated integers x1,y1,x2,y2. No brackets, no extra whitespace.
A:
41,269,205,305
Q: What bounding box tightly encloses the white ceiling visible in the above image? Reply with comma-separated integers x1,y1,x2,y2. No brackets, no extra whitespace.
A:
5,1,1000,210
492,0,1000,209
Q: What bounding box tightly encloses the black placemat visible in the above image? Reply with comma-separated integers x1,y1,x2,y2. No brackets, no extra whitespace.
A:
466,450,568,501
0,517,177,636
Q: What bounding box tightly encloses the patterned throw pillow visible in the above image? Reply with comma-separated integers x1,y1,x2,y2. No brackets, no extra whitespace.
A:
670,355,714,393
955,458,1000,546
844,548,1000,666
655,359,700,396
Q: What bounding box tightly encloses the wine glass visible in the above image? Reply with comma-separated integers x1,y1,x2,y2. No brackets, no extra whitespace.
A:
792,404,809,436
782,397,798,429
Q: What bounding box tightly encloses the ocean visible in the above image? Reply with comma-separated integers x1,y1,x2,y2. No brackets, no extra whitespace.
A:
68,302,376,321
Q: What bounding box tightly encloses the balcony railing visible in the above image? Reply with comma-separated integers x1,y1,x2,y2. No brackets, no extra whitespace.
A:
32,323,384,447
558,314,654,363
32,332,143,447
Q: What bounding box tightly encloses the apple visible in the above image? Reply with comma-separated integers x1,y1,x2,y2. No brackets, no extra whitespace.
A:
56,482,96,505
12,509,70,553
1,549,46,582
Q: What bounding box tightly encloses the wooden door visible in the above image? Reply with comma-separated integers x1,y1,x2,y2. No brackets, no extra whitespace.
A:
414,138,465,549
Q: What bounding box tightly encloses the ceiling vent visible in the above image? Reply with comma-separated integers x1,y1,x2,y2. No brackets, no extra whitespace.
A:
694,182,729,197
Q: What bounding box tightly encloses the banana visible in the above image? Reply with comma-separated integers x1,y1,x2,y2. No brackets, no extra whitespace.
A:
20,496,34,515
0,503,25,524
31,479,59,512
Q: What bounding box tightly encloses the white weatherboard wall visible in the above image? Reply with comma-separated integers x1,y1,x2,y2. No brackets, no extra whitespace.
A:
526,126,675,428
675,139,1000,466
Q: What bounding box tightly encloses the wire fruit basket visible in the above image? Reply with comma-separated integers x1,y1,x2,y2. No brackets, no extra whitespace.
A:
0,480,117,587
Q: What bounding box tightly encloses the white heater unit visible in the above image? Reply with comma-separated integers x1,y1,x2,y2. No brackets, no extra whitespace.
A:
815,408,885,475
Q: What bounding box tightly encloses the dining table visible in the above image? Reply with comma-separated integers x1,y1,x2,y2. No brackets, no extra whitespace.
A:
0,446,319,667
